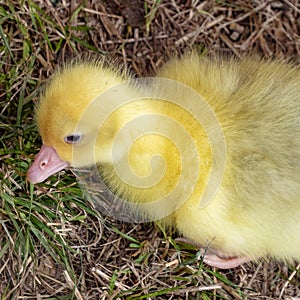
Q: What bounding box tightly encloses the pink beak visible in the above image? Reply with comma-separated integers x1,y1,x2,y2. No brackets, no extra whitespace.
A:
27,144,69,184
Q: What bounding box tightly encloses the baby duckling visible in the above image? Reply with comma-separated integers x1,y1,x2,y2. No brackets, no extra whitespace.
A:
27,54,300,269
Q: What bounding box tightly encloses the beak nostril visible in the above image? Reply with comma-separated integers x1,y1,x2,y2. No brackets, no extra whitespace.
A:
40,161,47,168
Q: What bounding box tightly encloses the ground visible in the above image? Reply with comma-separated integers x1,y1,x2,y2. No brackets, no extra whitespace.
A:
0,0,299,299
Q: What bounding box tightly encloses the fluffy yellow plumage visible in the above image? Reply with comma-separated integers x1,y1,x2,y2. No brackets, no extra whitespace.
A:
27,54,300,269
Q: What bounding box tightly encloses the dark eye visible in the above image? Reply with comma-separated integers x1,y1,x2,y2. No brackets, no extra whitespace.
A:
64,133,82,144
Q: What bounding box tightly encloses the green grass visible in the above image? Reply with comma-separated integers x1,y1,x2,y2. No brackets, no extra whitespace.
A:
1,0,299,299
0,1,101,297
144,0,161,35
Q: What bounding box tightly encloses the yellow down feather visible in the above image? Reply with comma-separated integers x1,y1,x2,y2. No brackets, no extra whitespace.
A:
28,54,300,268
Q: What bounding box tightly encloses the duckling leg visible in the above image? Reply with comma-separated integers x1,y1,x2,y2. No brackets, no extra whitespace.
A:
176,237,251,269
200,251,251,269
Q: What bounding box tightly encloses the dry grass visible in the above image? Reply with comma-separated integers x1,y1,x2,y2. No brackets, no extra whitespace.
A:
0,0,299,299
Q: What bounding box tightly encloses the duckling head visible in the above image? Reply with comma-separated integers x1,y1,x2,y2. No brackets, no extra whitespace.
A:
27,61,134,183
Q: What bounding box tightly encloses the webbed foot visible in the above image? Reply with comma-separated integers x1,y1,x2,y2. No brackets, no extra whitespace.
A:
176,237,251,269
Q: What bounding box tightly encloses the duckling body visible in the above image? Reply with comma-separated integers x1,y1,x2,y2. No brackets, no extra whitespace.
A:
157,55,300,265
27,55,300,268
